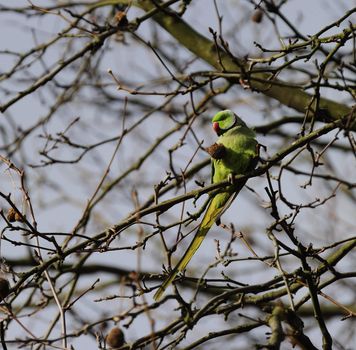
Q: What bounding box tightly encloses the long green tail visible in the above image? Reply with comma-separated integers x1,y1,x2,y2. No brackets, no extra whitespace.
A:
153,192,231,301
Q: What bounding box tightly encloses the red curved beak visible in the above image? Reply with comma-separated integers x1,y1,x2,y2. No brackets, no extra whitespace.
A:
213,122,220,134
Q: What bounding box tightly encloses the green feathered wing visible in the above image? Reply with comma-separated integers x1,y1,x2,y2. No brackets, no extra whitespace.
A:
153,116,258,301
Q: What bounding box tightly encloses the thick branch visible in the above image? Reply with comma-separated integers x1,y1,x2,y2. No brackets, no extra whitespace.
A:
138,1,351,120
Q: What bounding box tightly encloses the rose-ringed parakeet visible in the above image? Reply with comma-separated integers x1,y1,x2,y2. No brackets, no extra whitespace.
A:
153,110,259,301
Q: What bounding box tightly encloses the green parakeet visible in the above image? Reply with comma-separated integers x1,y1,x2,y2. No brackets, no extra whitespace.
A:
153,110,258,301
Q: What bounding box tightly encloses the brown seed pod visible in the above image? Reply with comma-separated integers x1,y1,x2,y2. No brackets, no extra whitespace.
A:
114,11,128,27
6,207,25,222
6,208,16,222
205,143,226,159
15,211,25,222
106,327,125,349
0,278,10,300
251,9,263,23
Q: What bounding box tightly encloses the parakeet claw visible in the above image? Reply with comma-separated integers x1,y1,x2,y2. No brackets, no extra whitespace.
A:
228,173,235,184
258,143,267,153
256,143,267,163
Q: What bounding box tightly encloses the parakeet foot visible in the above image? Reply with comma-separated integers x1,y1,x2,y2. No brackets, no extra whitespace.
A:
256,143,267,163
227,173,235,184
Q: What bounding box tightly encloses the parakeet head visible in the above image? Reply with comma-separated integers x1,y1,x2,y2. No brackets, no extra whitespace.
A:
212,110,246,135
